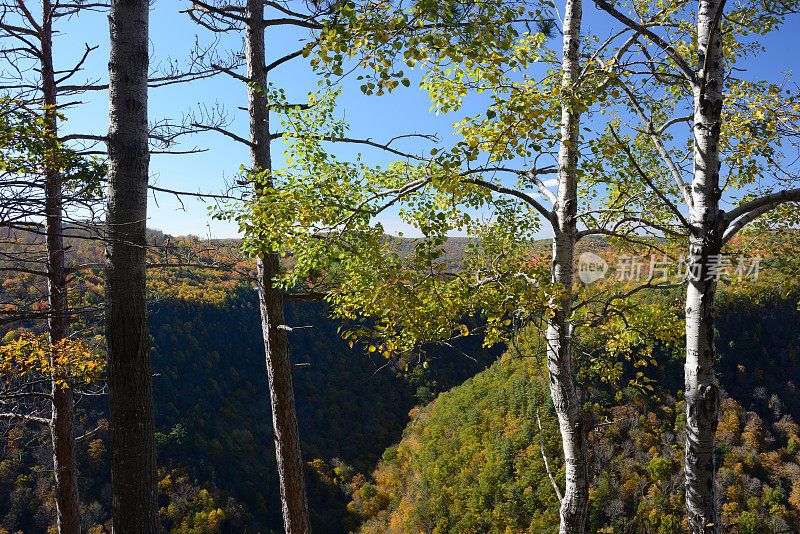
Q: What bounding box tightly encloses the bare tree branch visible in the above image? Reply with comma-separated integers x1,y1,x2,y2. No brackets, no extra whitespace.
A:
75,422,106,442
723,188,800,223
536,408,563,503
265,49,304,73
613,80,693,210
594,0,697,85
608,126,690,229
461,176,554,224
270,132,435,160
0,412,50,426
721,201,780,245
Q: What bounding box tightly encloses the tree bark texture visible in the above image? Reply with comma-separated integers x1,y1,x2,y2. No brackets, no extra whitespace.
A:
105,1,159,531
684,0,724,531
547,0,589,531
41,1,81,531
245,0,311,531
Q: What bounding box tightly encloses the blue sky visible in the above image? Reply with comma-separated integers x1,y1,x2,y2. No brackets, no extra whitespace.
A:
51,1,800,238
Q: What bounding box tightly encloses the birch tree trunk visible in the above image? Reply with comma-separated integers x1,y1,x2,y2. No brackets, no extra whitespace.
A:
105,1,159,531
684,0,724,531
244,0,311,531
41,1,81,531
547,0,589,531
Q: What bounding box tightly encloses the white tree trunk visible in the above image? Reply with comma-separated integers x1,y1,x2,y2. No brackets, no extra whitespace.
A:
244,1,311,531
547,0,589,531
685,0,724,531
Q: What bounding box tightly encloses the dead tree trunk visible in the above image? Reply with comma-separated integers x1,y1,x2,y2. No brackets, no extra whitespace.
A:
40,1,81,531
244,0,311,531
105,0,159,532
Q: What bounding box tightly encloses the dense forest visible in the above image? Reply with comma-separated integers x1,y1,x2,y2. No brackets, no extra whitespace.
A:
2,230,799,533
352,285,800,534
2,0,800,533
0,231,501,533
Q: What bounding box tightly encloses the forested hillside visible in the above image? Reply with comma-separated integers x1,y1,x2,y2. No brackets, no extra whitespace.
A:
351,284,800,534
4,0,800,531
150,288,499,533
3,227,800,533
0,243,499,533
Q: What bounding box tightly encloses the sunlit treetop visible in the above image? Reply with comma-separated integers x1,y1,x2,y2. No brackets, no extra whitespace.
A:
0,332,105,390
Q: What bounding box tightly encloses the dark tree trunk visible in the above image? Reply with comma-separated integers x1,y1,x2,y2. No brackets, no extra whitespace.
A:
41,1,81,531
105,1,159,532
245,0,311,531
